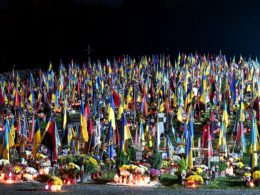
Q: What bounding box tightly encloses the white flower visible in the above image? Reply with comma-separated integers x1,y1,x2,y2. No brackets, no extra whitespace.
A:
0,159,9,166
25,167,38,175
171,155,181,163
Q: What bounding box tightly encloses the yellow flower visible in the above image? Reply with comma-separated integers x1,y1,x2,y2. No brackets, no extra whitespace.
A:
50,176,63,186
196,168,203,175
253,171,260,180
130,165,137,170
187,174,204,184
14,165,23,173
237,162,244,169
244,172,251,177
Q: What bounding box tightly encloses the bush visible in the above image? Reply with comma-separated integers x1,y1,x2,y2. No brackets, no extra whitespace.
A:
148,149,162,169
117,150,129,169
176,157,186,176
218,161,228,172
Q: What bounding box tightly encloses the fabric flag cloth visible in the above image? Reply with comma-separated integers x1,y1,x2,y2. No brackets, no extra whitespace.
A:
41,117,60,162
250,112,258,168
202,124,210,148
120,113,132,154
9,116,16,148
22,114,28,139
200,73,207,104
218,103,228,154
80,98,89,142
32,118,41,157
94,118,101,147
106,121,114,159
108,95,116,130
184,123,193,169
62,100,68,145
112,89,121,107
139,119,145,146
141,86,148,116
167,135,174,158
28,114,35,143
1,120,11,161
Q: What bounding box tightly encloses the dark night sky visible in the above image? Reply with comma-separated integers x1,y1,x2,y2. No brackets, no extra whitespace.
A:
0,0,260,71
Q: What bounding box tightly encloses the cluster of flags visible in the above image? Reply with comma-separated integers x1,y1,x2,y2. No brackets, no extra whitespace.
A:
0,53,259,168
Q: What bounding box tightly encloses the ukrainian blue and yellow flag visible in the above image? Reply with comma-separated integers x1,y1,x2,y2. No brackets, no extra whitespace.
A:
80,98,89,142
1,119,11,161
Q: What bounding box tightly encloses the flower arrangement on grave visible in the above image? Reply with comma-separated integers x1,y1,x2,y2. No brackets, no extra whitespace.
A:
36,153,51,175
186,174,204,186
58,162,80,184
149,168,160,180
45,176,63,191
115,164,150,185
252,170,260,185
243,172,252,183
22,167,38,181
2,163,24,181
161,160,170,169
83,156,99,174
171,155,181,164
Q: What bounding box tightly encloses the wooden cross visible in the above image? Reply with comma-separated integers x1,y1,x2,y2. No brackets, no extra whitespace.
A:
84,44,94,63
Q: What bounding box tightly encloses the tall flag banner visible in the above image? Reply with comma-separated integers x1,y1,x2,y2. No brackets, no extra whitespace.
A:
1,120,11,160
250,111,258,168
28,114,35,143
9,116,15,148
80,98,89,142
32,118,41,157
218,103,228,154
108,95,116,130
106,121,114,159
167,135,174,158
41,117,59,162
139,119,145,146
121,113,132,154
184,123,192,168
200,71,207,104
141,86,148,116
22,114,28,139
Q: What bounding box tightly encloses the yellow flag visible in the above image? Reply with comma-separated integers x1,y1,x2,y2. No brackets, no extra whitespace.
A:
177,107,183,122
159,102,165,112
117,103,124,120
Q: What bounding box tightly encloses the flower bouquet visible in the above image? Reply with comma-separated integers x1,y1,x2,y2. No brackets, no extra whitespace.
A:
186,174,204,186
45,176,63,191
59,162,80,184
149,168,160,181
252,170,260,186
23,167,38,181
83,156,99,174
4,164,24,181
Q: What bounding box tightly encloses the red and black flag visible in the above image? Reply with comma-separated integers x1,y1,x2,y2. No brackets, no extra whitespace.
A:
41,117,60,162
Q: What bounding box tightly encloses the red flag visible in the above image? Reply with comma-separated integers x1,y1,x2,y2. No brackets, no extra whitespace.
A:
41,119,58,162
112,89,120,107
88,119,93,135
202,124,210,148
14,91,21,108
84,103,90,117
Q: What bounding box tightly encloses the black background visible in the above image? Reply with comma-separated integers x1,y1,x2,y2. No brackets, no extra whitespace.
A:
0,0,260,72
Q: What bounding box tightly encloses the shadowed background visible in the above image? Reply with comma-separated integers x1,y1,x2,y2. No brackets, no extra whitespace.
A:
0,0,260,71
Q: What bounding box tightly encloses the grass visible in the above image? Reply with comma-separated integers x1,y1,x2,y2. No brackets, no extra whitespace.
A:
160,174,179,186
202,176,246,189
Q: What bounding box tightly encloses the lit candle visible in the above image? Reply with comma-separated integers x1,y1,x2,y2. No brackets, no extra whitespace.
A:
249,181,255,188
